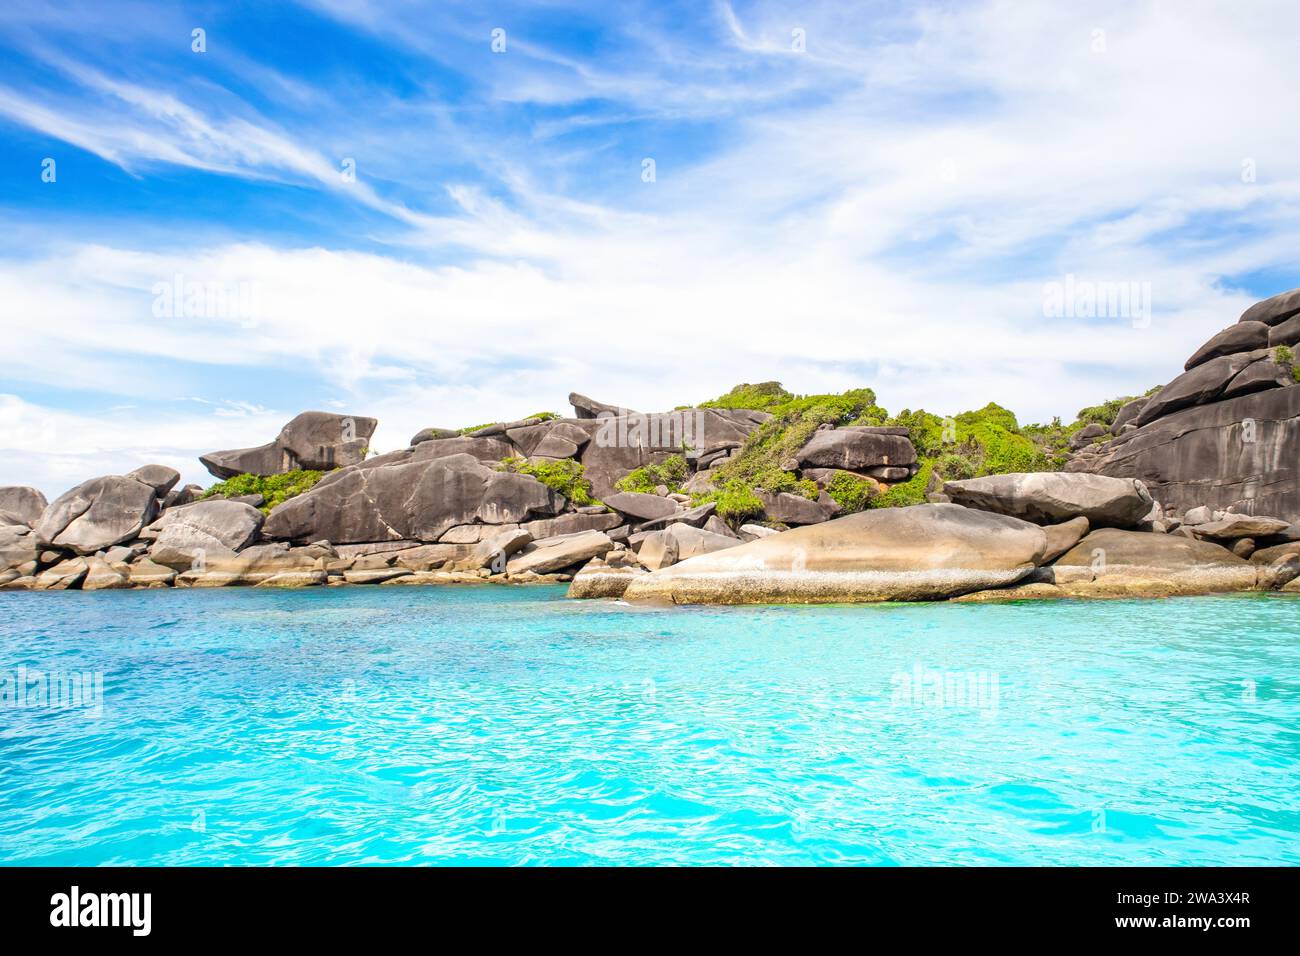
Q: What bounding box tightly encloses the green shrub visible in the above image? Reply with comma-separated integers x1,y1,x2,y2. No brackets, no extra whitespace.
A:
693,480,764,524
201,470,325,514
825,472,877,513
869,460,932,509
615,454,689,494
699,382,794,411
498,457,598,506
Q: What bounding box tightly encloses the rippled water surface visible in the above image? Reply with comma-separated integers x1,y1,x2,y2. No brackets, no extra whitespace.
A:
0,586,1297,865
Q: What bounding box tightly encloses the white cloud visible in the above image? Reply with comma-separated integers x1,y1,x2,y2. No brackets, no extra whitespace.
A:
3,0,1300,496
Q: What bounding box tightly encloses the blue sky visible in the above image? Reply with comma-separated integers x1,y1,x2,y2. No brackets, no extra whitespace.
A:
2,0,1299,495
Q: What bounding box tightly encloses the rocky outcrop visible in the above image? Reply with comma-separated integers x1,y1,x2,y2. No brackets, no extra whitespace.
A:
795,426,917,473
126,465,181,497
200,411,378,479
143,499,265,569
1070,288,1300,524
1073,383,1300,521
33,475,159,555
0,487,48,527
943,473,1152,527
1049,528,1256,596
621,504,1047,604
262,452,562,544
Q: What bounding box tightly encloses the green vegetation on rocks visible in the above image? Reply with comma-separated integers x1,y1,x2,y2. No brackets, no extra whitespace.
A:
824,472,879,513
499,457,598,507
699,384,886,518
616,454,688,495
201,470,325,513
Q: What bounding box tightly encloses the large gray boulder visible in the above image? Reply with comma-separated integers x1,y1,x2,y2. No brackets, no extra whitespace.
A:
1269,313,1300,348
0,523,39,574
262,453,562,544
1239,287,1300,326
410,436,513,464
144,499,265,569
506,529,613,575
1136,351,1266,426
602,491,679,522
34,475,159,554
795,427,917,471
1050,528,1256,596
200,411,378,479
1184,322,1269,370
126,465,181,497
944,473,1152,527
1221,354,1295,399
758,490,836,525
569,392,631,419
620,503,1047,604
0,487,48,527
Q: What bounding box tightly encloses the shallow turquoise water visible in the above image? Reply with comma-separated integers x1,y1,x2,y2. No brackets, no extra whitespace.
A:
0,585,1297,866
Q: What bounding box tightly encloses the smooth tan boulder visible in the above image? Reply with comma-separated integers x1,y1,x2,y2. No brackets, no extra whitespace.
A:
566,558,648,598
620,504,1047,605
1041,516,1090,562
1051,528,1256,596
506,529,612,575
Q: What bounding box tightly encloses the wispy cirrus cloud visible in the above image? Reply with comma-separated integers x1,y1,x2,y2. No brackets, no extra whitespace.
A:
1,0,1299,496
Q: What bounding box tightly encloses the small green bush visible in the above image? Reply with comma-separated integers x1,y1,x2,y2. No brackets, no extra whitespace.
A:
499,457,598,506
615,454,689,495
201,470,325,514
825,472,877,513
693,480,764,525
869,461,932,509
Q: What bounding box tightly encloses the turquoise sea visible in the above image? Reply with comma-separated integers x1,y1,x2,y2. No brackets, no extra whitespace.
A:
0,586,1296,866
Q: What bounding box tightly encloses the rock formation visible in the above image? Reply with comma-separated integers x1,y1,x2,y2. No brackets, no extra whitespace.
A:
200,411,378,479
1070,287,1300,522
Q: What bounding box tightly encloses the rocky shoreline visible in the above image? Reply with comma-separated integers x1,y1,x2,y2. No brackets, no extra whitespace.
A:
4,289,1300,603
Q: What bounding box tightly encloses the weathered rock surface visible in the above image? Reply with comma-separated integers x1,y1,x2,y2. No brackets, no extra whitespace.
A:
569,392,630,419
1041,516,1090,563
1240,287,1300,326
796,427,917,472
1051,528,1256,596
126,465,181,497
507,529,613,575
566,558,648,598
1074,385,1300,522
621,504,1047,604
263,453,561,544
758,490,836,525
144,499,265,569
602,492,679,522
1136,351,1267,426
944,473,1152,527
0,487,48,527
1188,515,1290,539
1184,322,1270,370
409,427,459,445
34,475,159,554
200,411,378,479
0,523,39,575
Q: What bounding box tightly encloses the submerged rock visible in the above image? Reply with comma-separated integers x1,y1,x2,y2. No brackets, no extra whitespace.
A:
620,504,1047,605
